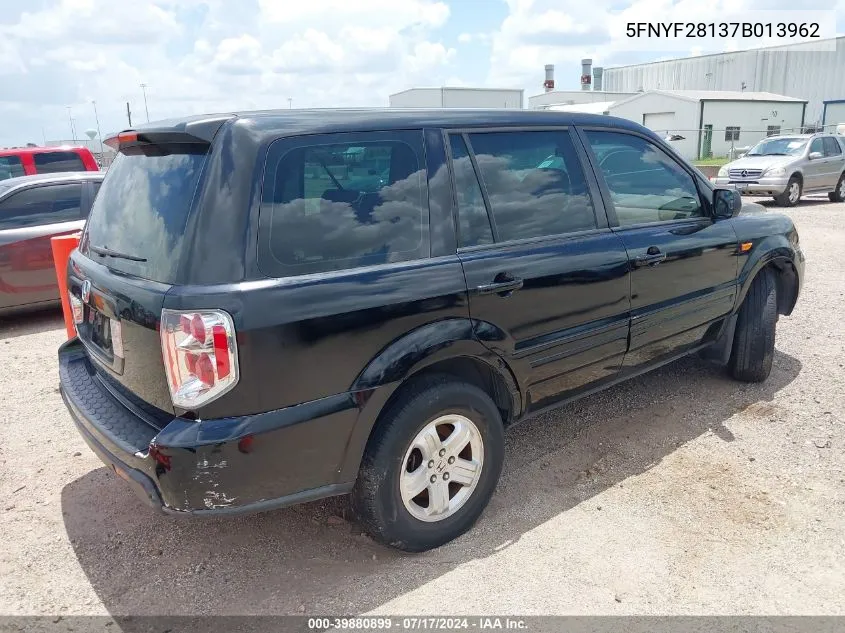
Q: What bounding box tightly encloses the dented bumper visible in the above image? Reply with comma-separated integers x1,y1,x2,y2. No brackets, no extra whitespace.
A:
59,338,358,515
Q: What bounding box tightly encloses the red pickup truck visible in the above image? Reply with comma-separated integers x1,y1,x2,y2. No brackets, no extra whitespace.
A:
0,146,99,180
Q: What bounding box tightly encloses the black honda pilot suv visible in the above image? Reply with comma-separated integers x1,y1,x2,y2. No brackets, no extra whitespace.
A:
59,109,804,551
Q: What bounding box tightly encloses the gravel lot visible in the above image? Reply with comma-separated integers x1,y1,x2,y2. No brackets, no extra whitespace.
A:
0,197,843,618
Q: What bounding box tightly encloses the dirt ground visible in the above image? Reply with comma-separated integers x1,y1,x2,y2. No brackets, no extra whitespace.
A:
0,196,843,618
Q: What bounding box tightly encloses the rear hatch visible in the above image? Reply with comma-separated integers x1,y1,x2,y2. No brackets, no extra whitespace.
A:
68,123,223,414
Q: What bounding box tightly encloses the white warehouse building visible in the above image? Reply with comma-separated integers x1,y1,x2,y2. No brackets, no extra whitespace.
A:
602,36,845,129
529,90,635,110
389,87,524,109
607,90,807,160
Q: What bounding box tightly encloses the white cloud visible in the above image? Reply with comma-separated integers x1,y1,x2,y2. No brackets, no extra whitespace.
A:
0,0,455,146
9,0,181,45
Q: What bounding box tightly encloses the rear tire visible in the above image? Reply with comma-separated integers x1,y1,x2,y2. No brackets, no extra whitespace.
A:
774,176,801,207
829,172,845,202
352,375,504,552
729,270,777,383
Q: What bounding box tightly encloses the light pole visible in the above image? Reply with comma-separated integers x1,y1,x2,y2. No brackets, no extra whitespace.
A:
288,97,292,109
92,100,104,157
140,83,150,122
66,106,77,141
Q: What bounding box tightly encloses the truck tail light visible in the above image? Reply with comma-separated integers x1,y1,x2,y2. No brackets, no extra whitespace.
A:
69,292,84,325
159,309,239,409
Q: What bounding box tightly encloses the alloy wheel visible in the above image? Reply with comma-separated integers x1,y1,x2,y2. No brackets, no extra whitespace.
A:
789,182,800,204
400,414,484,522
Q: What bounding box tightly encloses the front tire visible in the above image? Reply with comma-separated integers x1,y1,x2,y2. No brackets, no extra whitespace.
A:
352,375,504,552
774,176,801,207
829,172,845,202
729,270,777,382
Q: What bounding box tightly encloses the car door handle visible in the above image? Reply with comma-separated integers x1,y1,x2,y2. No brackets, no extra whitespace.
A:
477,277,524,296
633,249,666,268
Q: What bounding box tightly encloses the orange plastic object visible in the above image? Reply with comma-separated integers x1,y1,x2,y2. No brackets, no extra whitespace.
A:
51,233,81,339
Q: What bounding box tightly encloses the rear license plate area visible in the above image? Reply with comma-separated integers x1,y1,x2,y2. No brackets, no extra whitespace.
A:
86,306,113,355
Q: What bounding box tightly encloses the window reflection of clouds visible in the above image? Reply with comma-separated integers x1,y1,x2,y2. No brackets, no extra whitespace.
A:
467,132,597,242
449,148,492,247
85,152,205,282
264,140,427,274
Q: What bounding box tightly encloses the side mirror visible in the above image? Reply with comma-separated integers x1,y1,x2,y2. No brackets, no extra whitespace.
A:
809,151,823,160
713,188,742,219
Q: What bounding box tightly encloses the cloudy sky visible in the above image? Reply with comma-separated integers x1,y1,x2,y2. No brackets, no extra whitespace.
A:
1,0,843,147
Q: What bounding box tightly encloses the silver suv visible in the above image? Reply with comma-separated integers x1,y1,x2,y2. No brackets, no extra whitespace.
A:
713,133,845,206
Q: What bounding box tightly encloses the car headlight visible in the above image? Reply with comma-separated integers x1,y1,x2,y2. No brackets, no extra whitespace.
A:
717,166,728,177
764,166,786,177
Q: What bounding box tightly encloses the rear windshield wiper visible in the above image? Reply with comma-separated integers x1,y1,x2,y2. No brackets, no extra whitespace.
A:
89,245,148,262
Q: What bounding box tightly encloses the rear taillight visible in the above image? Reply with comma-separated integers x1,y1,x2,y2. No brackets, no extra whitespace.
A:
159,309,239,409
69,293,84,326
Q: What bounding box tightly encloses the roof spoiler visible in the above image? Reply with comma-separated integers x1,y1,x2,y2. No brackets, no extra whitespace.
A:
104,115,232,153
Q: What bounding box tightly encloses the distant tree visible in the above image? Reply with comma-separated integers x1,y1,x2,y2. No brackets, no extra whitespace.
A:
26,142,37,147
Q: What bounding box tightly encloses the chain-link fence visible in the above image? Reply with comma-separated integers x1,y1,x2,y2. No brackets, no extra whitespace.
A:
651,123,844,162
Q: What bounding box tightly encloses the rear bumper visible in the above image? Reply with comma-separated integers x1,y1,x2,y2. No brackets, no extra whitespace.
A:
59,338,359,515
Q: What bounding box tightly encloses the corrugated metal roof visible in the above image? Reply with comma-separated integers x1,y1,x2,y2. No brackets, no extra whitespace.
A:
656,90,805,102
548,101,616,113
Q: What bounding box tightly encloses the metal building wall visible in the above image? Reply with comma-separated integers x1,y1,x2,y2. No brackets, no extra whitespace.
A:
603,37,845,125
701,100,806,157
389,89,444,108
389,88,524,109
608,92,701,158
824,102,845,127
528,90,635,109
441,88,524,109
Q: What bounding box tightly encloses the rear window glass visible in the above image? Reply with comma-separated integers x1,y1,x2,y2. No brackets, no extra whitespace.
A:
0,156,25,181
81,150,207,283
33,151,86,173
259,130,429,276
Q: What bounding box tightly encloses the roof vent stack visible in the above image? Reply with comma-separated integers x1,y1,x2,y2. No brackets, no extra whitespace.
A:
544,64,555,92
581,59,592,90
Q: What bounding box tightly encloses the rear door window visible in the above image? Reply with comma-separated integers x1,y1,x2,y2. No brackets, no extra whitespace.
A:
81,150,208,283
448,134,493,248
463,130,597,242
823,137,842,156
259,130,429,276
0,156,25,181
0,183,82,230
33,151,86,173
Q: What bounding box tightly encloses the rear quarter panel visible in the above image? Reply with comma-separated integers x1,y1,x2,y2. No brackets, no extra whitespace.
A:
163,258,471,419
